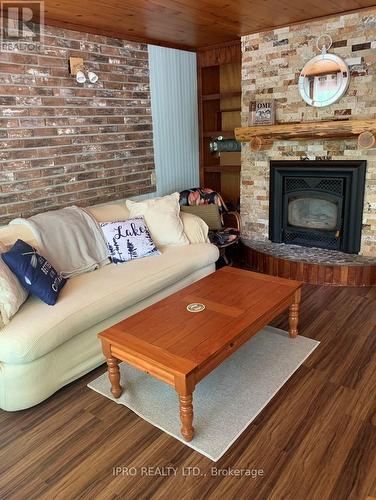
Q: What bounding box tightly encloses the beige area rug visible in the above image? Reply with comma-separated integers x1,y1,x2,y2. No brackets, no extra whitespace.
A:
88,326,319,461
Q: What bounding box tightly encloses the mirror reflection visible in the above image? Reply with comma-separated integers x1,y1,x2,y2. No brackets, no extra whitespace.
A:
299,54,350,107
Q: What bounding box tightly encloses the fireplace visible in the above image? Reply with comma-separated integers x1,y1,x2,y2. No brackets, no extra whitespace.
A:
269,160,366,253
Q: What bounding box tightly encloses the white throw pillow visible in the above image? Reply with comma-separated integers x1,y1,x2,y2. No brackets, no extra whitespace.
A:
126,193,189,247
0,242,28,328
100,217,160,263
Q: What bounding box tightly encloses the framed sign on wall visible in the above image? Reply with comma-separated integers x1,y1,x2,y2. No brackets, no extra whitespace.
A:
250,100,276,125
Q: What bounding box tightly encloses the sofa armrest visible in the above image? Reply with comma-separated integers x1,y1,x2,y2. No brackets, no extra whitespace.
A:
180,212,210,244
0,223,38,248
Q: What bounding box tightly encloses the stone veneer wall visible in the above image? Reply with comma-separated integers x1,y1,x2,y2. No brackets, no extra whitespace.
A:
0,25,155,224
241,8,376,256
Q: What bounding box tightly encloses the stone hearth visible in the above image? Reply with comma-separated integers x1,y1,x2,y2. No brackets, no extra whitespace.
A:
241,239,376,286
242,239,376,266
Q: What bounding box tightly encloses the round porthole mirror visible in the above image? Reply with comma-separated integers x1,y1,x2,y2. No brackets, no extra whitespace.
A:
298,36,350,107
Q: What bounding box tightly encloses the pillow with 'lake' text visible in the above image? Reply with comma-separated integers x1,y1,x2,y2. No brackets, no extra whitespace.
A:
100,217,160,264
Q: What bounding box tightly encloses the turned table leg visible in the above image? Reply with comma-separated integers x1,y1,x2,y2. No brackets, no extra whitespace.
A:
179,393,194,441
289,289,301,338
106,356,123,398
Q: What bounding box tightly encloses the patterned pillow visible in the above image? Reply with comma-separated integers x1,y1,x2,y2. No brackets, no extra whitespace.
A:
0,242,29,327
2,240,66,306
100,217,160,264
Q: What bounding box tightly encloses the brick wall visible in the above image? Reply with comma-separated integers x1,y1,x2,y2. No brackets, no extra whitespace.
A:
241,8,376,256
0,25,155,224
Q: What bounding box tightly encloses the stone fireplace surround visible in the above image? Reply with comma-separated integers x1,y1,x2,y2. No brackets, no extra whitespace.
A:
240,8,376,258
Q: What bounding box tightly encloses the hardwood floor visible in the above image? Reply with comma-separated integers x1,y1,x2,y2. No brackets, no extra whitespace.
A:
1,284,376,499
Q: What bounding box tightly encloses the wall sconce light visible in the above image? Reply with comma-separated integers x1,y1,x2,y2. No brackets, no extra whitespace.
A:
76,69,86,84
87,71,99,83
69,57,99,84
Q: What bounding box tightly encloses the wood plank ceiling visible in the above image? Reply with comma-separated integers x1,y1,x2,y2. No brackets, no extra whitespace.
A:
43,0,376,50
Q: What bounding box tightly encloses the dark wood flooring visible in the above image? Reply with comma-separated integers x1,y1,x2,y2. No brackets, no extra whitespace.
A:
1,284,376,500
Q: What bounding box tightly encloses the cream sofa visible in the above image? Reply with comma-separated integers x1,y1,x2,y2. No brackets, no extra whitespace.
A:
0,202,219,411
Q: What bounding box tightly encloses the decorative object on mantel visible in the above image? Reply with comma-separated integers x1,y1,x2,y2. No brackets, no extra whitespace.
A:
68,57,99,84
235,119,376,149
209,136,241,155
250,99,276,125
358,131,376,150
249,136,273,152
300,156,332,161
298,34,350,108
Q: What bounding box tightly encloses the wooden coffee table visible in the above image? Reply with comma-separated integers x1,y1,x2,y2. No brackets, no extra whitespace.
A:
98,267,302,441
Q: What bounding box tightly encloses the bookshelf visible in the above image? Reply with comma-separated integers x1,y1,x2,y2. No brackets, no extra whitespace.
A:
197,41,241,209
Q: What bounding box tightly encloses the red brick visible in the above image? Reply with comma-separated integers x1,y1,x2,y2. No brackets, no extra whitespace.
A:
0,24,155,223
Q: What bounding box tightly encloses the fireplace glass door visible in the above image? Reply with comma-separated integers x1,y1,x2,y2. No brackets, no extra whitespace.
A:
288,196,339,231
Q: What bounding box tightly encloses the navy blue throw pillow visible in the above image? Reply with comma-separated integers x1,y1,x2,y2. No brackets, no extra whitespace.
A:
2,239,67,306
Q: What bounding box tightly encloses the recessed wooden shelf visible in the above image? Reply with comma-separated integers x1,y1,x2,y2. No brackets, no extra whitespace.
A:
203,130,235,138
202,91,241,101
204,164,241,173
219,107,241,113
198,45,241,207
235,119,376,144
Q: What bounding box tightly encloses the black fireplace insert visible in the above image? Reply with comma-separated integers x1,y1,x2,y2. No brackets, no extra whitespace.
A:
269,160,366,253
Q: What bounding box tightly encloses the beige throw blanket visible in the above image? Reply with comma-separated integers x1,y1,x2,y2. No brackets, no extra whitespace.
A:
10,206,110,278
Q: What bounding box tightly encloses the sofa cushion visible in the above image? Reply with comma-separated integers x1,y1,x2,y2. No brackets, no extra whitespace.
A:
179,212,209,244
0,223,38,248
0,204,129,248
0,243,219,364
86,203,130,222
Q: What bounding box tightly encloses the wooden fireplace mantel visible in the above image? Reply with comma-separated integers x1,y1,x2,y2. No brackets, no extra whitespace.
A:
234,119,376,147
